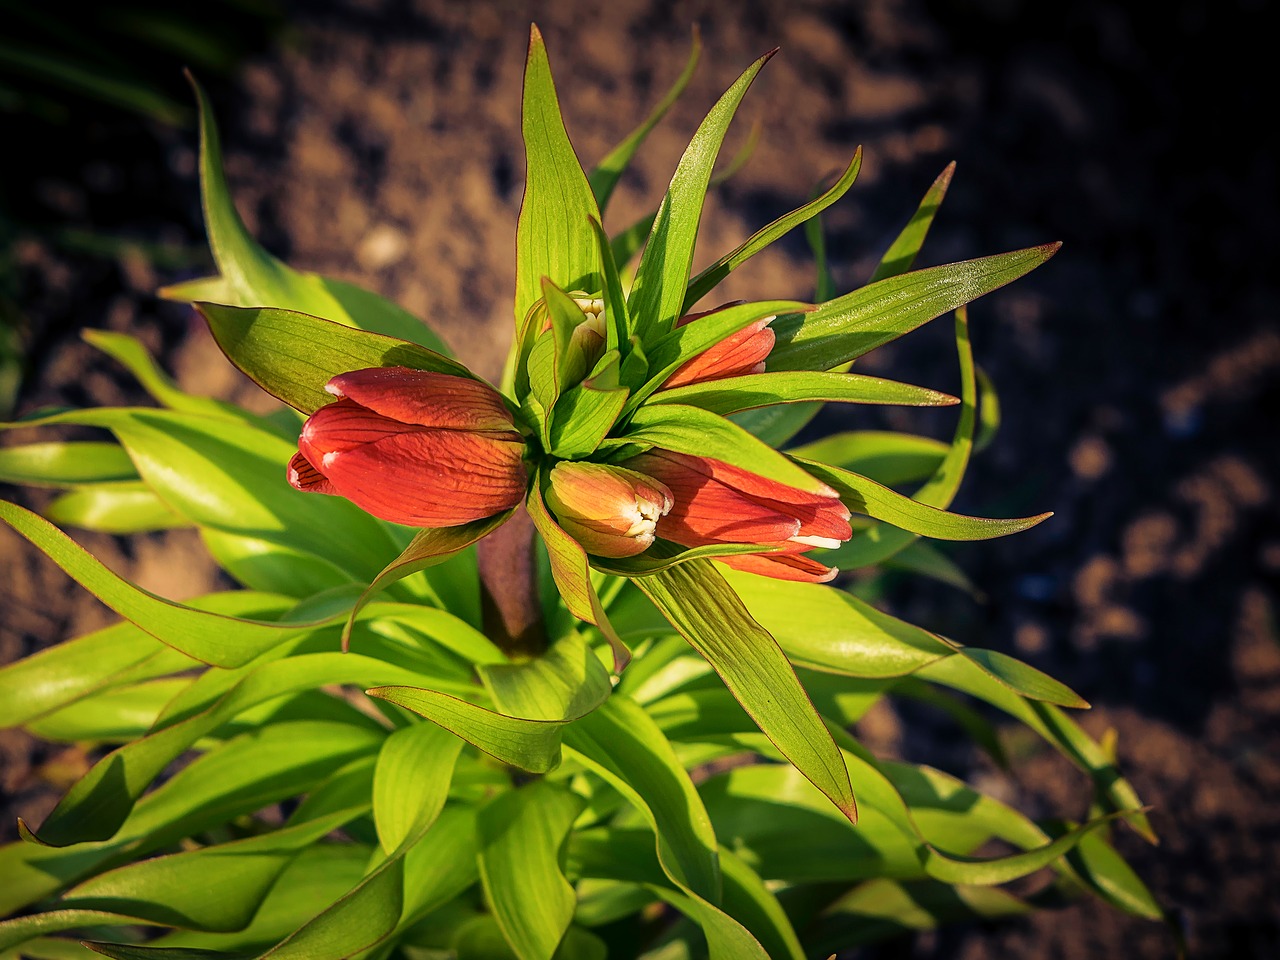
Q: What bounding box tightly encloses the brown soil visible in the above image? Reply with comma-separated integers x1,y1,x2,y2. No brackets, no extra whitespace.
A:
2,0,1277,957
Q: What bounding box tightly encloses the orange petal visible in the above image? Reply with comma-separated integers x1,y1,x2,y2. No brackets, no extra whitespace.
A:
663,319,774,388
320,429,527,527
325,367,515,432
719,551,839,583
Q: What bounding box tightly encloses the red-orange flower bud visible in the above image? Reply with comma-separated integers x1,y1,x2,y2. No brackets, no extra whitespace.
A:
287,366,527,527
662,301,776,389
545,461,673,558
623,449,851,582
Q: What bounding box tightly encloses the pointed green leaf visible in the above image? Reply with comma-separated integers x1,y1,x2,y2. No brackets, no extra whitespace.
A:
182,73,449,353
480,632,612,722
683,149,862,312
477,781,586,960
82,330,264,427
634,559,857,822
591,218,630,352
720,569,954,677
869,161,955,282
648,370,956,416
44,484,188,533
0,441,137,487
628,51,775,339
547,374,628,459
794,455,1052,541
372,721,463,854
563,694,721,903
588,30,701,212
195,302,472,416
515,26,601,324
768,244,1060,372
788,430,948,487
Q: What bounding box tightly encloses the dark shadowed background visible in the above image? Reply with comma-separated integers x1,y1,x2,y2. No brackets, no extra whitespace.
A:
2,1,1276,956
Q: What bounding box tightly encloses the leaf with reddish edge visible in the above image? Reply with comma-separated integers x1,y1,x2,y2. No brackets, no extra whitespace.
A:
629,48,775,340
341,512,514,651
768,244,1060,373
634,558,857,824
870,161,957,283
793,455,1052,541
196,303,474,415
526,469,631,673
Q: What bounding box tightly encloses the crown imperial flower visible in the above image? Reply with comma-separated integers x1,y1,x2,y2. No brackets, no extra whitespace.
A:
287,366,528,527
624,449,852,582
545,461,673,558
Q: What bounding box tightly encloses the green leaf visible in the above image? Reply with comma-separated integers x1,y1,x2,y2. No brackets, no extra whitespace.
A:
372,720,464,854
914,655,1155,842
26,652,464,846
44,484,188,533
634,559,857,823
682,149,862,312
0,500,350,669
0,592,288,728
477,781,586,960
0,721,382,915
367,685,563,774
27,678,193,743
81,330,266,428
648,370,957,416
959,647,1088,709
794,455,1052,541
563,694,721,902
341,513,514,651
720,569,954,677
826,309,978,569
768,244,1060,372
869,161,955,283
591,219,630,353
179,73,449,353
479,632,613,722
716,847,806,960
50,810,360,934
200,529,357,598
588,29,701,213
628,50,775,339
5,406,401,580
515,25,601,325
195,302,472,416
787,430,948,488
883,540,982,597
618,403,830,494
0,441,137,487
805,878,1031,952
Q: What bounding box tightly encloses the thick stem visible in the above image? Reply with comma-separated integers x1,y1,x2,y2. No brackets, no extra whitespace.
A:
476,505,548,659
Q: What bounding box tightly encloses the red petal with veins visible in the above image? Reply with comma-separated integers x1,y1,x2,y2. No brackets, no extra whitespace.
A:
287,451,338,495
319,429,527,527
325,367,514,432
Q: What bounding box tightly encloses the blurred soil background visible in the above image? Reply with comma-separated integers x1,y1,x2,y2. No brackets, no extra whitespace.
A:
1,0,1277,956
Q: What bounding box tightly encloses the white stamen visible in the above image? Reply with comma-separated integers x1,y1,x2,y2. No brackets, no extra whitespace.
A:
322,451,341,469
789,534,842,550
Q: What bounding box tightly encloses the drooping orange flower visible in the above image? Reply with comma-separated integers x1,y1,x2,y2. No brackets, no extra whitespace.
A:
623,449,851,582
661,301,776,389
288,366,527,527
